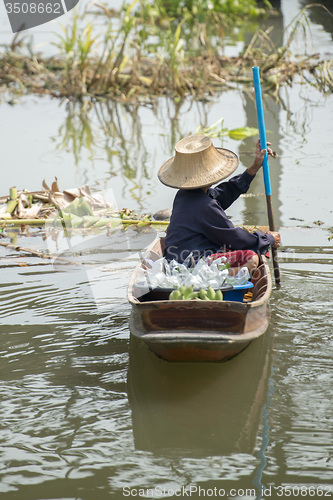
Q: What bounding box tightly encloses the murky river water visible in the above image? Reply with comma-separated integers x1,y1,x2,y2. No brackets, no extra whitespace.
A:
1,1,333,499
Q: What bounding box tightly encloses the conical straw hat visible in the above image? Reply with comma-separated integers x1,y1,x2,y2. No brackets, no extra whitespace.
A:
158,135,239,189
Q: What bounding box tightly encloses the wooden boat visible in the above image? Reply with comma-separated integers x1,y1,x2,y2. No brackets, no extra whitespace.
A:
127,237,272,362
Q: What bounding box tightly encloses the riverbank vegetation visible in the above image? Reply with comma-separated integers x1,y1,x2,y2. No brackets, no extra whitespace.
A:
0,1,332,102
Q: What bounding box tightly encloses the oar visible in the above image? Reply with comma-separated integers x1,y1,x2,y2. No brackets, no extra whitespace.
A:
252,66,281,287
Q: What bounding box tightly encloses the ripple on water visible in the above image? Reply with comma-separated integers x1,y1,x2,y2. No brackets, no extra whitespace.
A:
0,236,332,495
266,248,333,485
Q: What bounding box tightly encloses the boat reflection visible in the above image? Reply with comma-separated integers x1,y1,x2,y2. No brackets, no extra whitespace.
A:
127,329,274,457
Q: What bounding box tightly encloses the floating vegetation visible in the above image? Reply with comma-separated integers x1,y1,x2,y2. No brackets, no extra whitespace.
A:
308,59,333,94
195,118,259,140
0,180,169,231
0,2,332,102
0,181,276,239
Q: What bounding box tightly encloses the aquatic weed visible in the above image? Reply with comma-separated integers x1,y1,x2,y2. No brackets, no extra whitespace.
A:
0,2,332,101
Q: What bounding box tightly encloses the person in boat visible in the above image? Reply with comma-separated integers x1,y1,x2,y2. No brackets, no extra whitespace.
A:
158,134,280,276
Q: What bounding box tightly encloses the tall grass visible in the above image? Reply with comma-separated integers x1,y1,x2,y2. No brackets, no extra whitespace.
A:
1,1,332,100
54,11,98,93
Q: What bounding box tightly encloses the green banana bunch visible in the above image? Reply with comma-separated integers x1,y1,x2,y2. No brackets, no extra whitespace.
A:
169,285,224,301
169,285,199,301
200,286,223,301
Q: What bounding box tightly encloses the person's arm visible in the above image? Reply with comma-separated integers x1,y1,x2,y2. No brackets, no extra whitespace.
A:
246,138,274,176
213,139,275,210
200,200,276,254
212,171,255,210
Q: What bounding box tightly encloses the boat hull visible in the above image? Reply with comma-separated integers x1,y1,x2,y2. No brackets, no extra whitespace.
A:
128,238,272,362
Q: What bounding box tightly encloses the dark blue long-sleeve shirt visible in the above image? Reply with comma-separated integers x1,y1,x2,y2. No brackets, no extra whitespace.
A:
164,171,275,263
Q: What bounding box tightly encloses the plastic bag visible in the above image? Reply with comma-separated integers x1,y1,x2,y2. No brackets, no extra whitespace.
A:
144,256,244,290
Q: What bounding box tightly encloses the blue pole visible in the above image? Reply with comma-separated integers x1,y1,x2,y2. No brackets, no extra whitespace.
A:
252,66,271,196
252,66,281,286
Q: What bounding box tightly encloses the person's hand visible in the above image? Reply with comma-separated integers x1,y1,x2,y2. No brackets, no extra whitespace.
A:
268,231,281,248
247,139,274,175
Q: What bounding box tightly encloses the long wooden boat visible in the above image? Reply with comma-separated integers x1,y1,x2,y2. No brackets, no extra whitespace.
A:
127,237,272,362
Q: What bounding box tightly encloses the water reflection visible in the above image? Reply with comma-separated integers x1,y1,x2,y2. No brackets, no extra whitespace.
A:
1,2,333,497
0,234,332,497
127,330,274,458
55,99,186,209
300,1,333,41
55,94,285,220
239,92,284,229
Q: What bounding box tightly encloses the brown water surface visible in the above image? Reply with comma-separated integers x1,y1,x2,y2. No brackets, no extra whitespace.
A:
0,1,333,498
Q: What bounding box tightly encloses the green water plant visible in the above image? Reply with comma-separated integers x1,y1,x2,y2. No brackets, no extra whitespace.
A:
0,2,332,100
54,10,99,94
195,118,259,140
139,0,271,32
